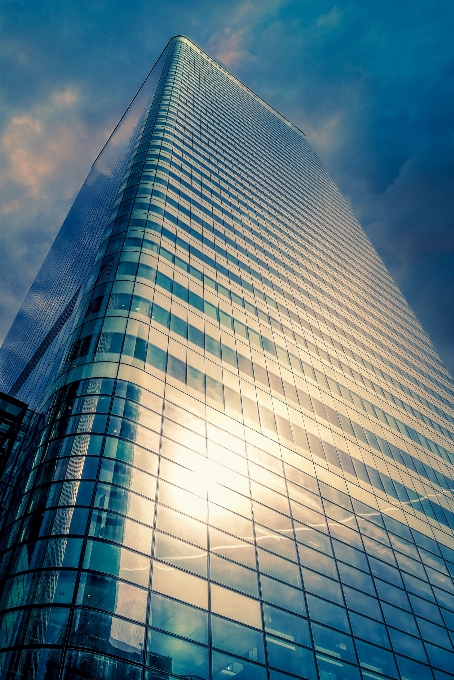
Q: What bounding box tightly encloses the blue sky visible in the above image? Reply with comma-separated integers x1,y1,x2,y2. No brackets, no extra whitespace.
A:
1,0,453,374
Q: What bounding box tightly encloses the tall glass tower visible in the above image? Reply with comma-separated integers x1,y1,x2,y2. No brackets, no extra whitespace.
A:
1,35,454,680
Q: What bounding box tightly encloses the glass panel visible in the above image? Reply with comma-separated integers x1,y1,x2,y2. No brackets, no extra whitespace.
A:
209,503,254,540
25,606,70,645
298,545,337,578
311,623,357,663
343,586,382,620
83,539,150,587
295,524,332,555
77,572,147,623
424,644,454,674
260,575,306,615
302,570,342,605
306,595,350,633
396,655,434,680
159,480,207,522
267,635,316,679
156,504,207,548
263,603,311,647
212,615,265,663
382,602,419,635
332,540,368,572
349,612,390,648
209,526,256,568
62,649,141,680
154,531,207,577
151,564,208,610
255,525,297,560
148,592,208,643
388,627,428,662
337,563,374,595
410,595,444,624
210,583,262,628
369,557,403,586
374,579,410,609
146,629,208,678
258,549,301,587
253,503,292,533
212,651,267,680
71,609,144,662
418,618,452,648
316,654,361,680
89,510,152,554
210,554,259,597
94,482,154,523
355,639,398,678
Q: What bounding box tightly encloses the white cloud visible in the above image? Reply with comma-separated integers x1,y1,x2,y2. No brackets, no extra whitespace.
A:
0,87,84,200
205,0,286,68
0,86,108,344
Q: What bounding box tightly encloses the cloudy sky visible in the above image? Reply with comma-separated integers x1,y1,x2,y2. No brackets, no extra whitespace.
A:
1,0,453,374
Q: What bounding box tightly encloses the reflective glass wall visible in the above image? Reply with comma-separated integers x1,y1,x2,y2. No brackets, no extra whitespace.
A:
0,40,169,412
1,35,454,680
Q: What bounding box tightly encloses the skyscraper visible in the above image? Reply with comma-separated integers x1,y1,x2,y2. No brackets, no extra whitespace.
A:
1,33,454,680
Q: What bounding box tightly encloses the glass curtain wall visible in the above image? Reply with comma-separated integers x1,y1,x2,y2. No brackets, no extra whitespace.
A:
0,35,454,680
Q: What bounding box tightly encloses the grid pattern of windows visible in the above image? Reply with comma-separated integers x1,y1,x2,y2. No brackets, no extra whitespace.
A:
0,35,454,680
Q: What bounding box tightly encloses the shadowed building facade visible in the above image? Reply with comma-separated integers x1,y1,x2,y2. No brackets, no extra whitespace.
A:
1,35,454,680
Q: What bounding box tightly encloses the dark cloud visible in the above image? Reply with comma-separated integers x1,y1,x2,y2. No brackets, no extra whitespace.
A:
1,0,453,375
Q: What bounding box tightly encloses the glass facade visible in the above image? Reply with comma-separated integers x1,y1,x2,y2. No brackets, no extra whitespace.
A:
0,35,454,680
0,391,28,475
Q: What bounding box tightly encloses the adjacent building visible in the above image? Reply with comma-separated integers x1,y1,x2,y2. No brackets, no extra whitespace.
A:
1,35,454,680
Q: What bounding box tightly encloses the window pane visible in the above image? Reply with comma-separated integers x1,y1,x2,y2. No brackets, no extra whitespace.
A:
156,504,207,548
209,527,256,568
210,583,261,628
349,612,389,648
210,554,259,597
306,595,350,633
154,531,207,577
425,642,454,673
146,629,208,678
388,628,427,663
258,549,301,587
343,586,382,620
355,639,398,678
382,605,418,638
263,604,311,647
212,615,265,663
148,592,208,643
396,655,434,680
152,564,208,609
62,649,141,680
337,563,374,595
83,539,151,587
418,618,452,649
255,525,297,561
302,570,342,605
311,623,356,664
295,524,332,555
299,545,337,578
260,575,305,615
374,579,410,609
77,572,147,623
316,655,361,680
71,609,144,662
267,635,316,679
212,651,267,680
